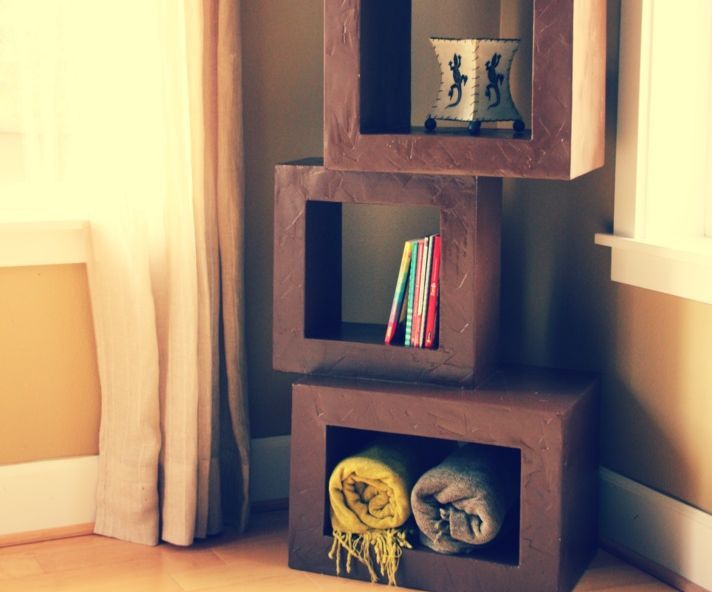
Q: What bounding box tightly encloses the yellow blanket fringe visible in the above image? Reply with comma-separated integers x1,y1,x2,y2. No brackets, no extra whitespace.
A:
327,441,422,586
329,527,412,586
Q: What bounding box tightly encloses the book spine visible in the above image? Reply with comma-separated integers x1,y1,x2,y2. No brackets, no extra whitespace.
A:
404,240,418,347
411,238,425,347
419,235,434,347
416,238,427,346
384,241,413,344
424,235,441,349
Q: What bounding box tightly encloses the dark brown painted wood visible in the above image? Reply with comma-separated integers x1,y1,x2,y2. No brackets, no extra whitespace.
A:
324,0,606,180
273,159,502,387
288,368,599,592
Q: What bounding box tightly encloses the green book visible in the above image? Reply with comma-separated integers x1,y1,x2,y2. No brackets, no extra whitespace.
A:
404,239,419,347
384,240,414,344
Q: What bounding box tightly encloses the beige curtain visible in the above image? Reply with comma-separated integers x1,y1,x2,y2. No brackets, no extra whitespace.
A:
76,0,249,545
202,0,251,538
0,1,249,544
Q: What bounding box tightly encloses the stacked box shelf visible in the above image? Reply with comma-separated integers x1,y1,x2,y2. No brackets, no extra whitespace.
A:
275,2,605,590
273,159,501,387
288,369,599,592
324,0,606,179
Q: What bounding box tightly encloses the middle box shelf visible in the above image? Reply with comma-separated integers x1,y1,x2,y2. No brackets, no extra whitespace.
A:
273,158,501,387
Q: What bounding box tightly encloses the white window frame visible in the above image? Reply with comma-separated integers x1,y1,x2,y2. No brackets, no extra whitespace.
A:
0,220,88,267
0,4,88,266
595,0,712,304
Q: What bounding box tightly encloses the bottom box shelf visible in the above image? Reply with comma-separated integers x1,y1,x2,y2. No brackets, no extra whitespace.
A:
288,367,599,592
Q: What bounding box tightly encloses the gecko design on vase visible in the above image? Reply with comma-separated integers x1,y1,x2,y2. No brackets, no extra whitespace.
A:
485,53,504,108
447,53,468,108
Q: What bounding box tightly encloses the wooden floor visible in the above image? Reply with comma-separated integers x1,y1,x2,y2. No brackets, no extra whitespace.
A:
0,511,675,591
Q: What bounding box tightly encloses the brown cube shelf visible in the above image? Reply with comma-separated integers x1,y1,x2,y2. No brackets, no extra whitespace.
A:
324,0,606,180
273,159,501,387
288,368,599,592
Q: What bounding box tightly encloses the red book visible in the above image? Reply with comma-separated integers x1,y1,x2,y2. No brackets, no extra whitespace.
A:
410,238,424,347
424,235,441,349
418,235,434,347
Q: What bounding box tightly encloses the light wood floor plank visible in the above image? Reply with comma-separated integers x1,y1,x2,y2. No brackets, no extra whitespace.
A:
211,532,287,566
172,557,294,591
0,511,676,592
0,551,45,580
0,557,179,592
575,562,667,591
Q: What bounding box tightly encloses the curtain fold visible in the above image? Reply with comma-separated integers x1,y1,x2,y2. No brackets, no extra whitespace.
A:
79,0,248,545
213,0,251,534
3,0,248,544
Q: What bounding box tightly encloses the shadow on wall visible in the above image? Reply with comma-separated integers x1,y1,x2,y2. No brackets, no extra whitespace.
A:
498,0,617,370
500,0,712,514
601,338,693,499
242,0,325,439
246,0,712,515
604,285,712,512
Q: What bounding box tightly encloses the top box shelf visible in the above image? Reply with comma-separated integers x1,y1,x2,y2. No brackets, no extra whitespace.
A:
324,0,606,180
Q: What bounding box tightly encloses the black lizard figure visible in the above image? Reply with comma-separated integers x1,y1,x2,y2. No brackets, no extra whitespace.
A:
485,52,504,108
447,53,468,108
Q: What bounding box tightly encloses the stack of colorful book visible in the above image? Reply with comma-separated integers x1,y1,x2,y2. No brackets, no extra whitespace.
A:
384,234,441,348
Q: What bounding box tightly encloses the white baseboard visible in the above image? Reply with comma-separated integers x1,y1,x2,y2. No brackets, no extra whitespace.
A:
3,438,711,592
599,467,712,591
0,455,98,536
0,437,291,539
0,436,289,536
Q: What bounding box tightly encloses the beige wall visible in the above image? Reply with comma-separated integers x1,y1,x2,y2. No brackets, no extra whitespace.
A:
245,0,712,514
342,204,439,325
242,0,504,435
3,1,708,515
0,264,100,465
499,0,712,513
242,0,324,438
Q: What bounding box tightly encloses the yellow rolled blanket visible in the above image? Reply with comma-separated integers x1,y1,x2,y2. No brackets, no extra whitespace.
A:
328,440,421,586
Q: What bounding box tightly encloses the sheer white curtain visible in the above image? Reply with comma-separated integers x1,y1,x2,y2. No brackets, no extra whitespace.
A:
1,0,250,545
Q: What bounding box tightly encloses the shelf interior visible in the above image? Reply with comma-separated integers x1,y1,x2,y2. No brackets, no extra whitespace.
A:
323,426,522,566
306,322,388,345
360,0,534,136
305,200,441,349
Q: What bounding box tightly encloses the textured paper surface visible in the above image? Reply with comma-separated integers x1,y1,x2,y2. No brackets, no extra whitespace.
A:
430,38,522,123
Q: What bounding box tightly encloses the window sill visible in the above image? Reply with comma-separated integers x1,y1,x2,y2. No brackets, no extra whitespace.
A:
595,233,712,304
0,220,89,268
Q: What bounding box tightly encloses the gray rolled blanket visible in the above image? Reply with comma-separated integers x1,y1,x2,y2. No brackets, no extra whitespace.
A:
410,444,518,554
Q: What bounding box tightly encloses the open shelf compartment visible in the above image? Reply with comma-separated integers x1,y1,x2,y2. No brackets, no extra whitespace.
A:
324,0,606,179
362,1,535,138
305,200,441,348
324,426,522,566
288,369,599,592
273,159,501,387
